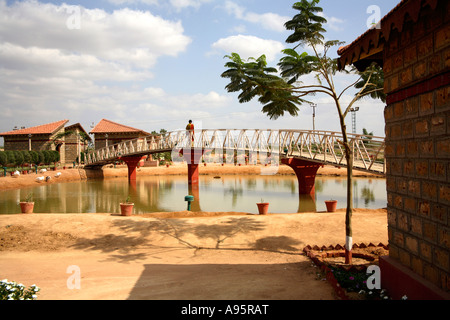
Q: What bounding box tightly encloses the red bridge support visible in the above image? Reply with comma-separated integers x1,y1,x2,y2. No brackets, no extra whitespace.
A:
281,158,322,195
179,148,207,185
119,156,147,181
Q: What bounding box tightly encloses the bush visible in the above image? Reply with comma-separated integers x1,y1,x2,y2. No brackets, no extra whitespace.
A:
20,150,32,165
14,150,24,167
5,151,15,166
0,279,40,300
42,150,51,165
37,151,45,165
0,151,7,167
29,150,39,165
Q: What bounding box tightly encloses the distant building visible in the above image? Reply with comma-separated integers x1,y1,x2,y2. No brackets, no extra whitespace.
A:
0,120,91,165
63,123,92,164
90,119,151,150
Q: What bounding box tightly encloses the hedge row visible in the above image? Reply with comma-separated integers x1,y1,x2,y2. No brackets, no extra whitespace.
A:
0,150,60,167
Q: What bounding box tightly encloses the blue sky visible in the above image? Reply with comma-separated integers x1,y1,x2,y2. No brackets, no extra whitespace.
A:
0,0,400,142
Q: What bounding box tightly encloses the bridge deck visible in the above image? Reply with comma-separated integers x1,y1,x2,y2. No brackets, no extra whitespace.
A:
84,129,385,175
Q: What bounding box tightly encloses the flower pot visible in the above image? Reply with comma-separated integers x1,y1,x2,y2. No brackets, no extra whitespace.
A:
120,203,134,216
325,200,337,212
20,202,34,214
257,202,269,215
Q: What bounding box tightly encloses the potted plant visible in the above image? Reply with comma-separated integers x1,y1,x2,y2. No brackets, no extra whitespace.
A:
19,193,35,214
256,198,269,215
120,195,134,216
325,199,338,212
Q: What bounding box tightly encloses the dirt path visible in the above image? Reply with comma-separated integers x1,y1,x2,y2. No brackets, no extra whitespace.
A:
0,209,387,300
0,164,387,300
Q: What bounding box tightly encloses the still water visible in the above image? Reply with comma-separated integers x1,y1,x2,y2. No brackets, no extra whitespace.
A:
1,175,386,214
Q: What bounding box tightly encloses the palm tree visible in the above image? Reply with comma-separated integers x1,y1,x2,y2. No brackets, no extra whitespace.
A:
221,0,385,264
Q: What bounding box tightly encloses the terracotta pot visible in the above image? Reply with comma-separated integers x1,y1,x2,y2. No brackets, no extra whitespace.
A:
257,203,269,215
325,200,337,212
120,203,134,216
20,202,34,214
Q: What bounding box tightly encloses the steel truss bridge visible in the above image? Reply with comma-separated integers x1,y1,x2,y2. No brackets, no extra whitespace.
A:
84,129,385,175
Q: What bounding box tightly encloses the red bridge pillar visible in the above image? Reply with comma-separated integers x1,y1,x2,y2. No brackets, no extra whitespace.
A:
281,158,322,195
179,148,206,185
119,156,147,181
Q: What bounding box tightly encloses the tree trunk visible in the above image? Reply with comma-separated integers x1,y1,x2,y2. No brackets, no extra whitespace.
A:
336,102,353,264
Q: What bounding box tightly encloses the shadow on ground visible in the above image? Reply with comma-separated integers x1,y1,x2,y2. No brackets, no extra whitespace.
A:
69,216,304,263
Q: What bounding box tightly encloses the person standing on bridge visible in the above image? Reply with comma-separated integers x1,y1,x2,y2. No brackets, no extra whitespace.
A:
186,120,194,146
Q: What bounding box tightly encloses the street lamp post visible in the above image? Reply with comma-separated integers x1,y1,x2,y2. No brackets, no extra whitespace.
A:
350,107,360,134
310,103,317,131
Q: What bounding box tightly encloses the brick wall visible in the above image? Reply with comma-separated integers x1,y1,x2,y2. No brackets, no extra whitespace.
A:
93,133,145,150
383,1,449,292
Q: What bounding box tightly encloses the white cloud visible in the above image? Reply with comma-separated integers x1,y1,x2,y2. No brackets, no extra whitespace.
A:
223,1,289,32
211,35,284,62
318,12,345,32
0,1,191,69
107,0,159,5
170,0,213,11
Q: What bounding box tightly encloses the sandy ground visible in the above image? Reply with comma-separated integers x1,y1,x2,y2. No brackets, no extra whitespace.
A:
0,164,388,301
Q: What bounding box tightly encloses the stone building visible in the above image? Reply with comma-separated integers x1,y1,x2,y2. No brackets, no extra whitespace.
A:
338,0,449,299
0,120,69,163
90,119,151,150
0,120,91,165
63,123,92,164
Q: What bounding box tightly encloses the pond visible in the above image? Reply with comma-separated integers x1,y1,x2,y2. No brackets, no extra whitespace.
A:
1,175,386,214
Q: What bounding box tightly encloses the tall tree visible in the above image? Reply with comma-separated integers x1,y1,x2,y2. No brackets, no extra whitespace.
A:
221,0,385,263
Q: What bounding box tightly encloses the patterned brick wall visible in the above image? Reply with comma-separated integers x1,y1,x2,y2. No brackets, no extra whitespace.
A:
383,2,449,291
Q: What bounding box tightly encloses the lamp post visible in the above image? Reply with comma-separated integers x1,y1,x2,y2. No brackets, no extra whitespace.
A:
350,107,360,134
310,103,317,131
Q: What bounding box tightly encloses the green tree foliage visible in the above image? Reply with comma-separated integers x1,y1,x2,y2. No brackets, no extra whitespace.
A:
5,151,15,167
20,150,32,165
29,151,40,165
0,152,7,167
13,151,24,167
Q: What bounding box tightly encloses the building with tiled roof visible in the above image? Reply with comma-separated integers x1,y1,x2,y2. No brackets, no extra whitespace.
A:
0,120,91,165
0,120,69,163
338,0,449,299
90,119,150,150
63,123,92,164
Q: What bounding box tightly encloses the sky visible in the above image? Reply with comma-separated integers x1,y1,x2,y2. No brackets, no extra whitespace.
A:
0,0,400,144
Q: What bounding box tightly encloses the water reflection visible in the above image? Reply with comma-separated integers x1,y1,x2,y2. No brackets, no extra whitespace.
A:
1,175,386,214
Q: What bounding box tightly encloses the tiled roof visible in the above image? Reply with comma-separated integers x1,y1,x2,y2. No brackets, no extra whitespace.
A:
337,0,440,71
90,119,150,135
65,123,92,141
0,120,69,136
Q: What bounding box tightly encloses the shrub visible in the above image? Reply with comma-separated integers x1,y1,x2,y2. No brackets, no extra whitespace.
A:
20,150,32,165
0,279,40,300
5,151,15,166
0,151,7,167
14,150,24,167
29,150,39,165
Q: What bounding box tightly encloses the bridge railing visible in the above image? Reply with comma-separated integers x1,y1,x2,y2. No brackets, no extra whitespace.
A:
84,129,385,174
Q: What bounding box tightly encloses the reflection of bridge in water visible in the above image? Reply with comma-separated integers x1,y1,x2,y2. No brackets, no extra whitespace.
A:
84,129,385,211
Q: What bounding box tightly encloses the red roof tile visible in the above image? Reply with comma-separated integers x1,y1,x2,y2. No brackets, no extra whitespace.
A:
90,119,150,135
337,0,440,70
0,120,69,136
